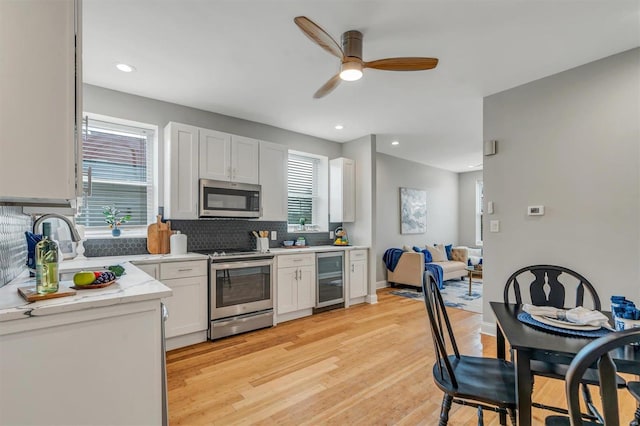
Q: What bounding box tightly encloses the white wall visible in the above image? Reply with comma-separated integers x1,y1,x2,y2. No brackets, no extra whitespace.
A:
342,135,377,299
83,84,343,206
375,153,459,283
482,48,640,326
458,170,483,248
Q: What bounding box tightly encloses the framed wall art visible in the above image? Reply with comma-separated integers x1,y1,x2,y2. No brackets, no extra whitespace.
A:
400,187,427,234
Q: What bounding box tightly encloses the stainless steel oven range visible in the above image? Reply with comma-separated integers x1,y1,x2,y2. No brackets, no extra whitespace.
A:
195,249,275,340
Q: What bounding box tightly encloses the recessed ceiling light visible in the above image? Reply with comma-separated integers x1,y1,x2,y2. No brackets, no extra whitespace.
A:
391,141,399,146
334,124,344,130
116,63,136,73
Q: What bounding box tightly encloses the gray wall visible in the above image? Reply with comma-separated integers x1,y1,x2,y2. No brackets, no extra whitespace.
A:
375,153,459,283
482,48,640,325
84,84,343,207
458,170,483,248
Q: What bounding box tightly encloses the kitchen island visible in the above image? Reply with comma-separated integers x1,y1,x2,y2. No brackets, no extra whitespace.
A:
0,261,172,426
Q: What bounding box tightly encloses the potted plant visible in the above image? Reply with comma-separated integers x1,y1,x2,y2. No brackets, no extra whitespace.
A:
102,205,131,237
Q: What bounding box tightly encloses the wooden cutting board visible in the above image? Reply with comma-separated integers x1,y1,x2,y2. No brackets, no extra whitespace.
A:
18,286,77,302
147,215,172,254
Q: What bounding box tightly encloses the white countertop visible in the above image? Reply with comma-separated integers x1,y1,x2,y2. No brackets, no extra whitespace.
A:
0,247,368,323
0,261,173,323
269,245,368,254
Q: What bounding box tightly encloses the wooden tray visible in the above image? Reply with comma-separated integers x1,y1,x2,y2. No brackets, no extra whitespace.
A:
71,280,117,290
18,286,77,302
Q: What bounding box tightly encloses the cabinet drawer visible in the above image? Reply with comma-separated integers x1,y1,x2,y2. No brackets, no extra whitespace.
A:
350,250,367,261
277,253,315,268
160,260,208,280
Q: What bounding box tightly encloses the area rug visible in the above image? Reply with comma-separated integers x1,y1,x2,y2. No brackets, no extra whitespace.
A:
390,279,483,313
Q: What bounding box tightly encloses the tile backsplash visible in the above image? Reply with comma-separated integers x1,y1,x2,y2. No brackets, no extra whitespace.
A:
0,206,31,287
84,220,342,256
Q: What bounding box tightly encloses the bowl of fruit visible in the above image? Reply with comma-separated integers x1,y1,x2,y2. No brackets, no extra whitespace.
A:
72,269,119,289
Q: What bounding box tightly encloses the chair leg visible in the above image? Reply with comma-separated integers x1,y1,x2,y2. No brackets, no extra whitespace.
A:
477,406,484,426
631,406,640,426
438,394,453,426
581,383,604,423
508,409,517,426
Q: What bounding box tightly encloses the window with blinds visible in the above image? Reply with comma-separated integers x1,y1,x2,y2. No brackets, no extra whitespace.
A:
76,118,155,228
288,154,318,226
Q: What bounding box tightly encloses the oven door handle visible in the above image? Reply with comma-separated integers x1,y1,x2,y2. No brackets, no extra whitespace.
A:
211,259,273,270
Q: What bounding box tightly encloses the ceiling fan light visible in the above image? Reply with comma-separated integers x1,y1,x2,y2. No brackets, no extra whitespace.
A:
340,62,363,81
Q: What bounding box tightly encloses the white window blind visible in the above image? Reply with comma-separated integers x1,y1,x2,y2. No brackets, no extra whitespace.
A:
76,118,154,228
288,154,318,226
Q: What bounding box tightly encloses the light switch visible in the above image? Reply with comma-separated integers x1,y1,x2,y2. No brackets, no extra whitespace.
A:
487,201,494,214
490,220,500,232
271,231,277,240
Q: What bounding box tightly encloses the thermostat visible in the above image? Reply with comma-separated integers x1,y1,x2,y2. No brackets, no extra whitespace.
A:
528,205,544,216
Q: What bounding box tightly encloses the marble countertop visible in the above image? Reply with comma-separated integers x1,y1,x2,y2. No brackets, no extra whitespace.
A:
0,261,173,323
57,252,208,272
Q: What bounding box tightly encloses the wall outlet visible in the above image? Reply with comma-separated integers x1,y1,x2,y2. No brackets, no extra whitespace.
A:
270,231,277,240
329,231,334,239
490,220,500,232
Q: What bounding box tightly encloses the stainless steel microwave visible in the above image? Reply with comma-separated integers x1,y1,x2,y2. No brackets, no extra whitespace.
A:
199,179,262,218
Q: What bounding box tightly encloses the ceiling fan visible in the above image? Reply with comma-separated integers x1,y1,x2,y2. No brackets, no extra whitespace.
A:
294,16,439,99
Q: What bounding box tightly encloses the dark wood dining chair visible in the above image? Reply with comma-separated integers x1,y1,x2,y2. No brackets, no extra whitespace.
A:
626,382,640,425
503,265,626,421
545,327,640,425
422,271,517,425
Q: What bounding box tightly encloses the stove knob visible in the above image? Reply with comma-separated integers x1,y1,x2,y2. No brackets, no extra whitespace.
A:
212,252,219,257
221,251,226,256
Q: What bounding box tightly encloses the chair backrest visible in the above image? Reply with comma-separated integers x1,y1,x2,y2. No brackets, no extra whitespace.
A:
565,327,640,425
503,264,601,310
421,271,461,388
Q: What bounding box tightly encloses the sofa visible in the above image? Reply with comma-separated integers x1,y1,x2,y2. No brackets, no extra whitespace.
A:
386,247,469,289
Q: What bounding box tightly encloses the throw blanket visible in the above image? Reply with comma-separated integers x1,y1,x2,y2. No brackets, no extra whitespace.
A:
382,248,444,289
382,248,404,272
425,263,444,290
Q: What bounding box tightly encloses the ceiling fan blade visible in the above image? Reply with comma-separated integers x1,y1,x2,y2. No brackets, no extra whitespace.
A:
294,16,344,59
313,74,341,99
364,57,439,71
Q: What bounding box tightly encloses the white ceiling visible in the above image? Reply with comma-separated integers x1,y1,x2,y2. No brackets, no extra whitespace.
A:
83,0,640,173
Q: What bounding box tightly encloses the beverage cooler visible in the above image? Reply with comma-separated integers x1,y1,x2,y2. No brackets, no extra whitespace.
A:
315,252,344,310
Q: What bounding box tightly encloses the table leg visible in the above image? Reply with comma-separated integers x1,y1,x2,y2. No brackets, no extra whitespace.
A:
468,272,472,295
496,325,506,360
513,349,533,426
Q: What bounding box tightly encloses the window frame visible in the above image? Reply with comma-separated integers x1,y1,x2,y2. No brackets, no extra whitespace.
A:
79,113,158,238
287,150,329,233
475,179,483,246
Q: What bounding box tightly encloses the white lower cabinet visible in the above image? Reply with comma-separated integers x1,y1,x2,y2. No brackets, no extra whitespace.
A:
0,300,164,425
277,254,315,321
134,259,208,350
348,250,368,301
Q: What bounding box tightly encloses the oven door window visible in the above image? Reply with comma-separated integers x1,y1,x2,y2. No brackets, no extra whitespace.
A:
215,265,270,307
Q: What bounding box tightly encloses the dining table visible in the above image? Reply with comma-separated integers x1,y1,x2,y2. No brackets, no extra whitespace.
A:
490,301,640,426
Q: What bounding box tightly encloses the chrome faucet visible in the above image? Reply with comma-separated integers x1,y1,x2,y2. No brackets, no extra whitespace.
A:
33,214,81,242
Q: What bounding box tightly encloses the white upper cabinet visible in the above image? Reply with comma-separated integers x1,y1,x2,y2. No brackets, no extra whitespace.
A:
259,141,287,221
330,157,356,222
231,136,260,184
164,122,199,219
199,129,232,182
0,0,80,203
200,132,259,184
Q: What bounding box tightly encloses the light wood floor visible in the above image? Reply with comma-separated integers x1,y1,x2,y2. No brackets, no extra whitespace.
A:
167,288,636,425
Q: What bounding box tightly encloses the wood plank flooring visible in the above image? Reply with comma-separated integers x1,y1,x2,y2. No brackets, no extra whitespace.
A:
167,288,635,425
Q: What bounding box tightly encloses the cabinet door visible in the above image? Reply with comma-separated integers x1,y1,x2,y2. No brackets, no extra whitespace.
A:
0,0,76,202
162,275,208,338
231,136,260,184
342,159,356,222
135,263,159,279
297,265,316,310
259,141,287,221
277,267,298,315
164,122,199,219
349,260,367,298
199,129,231,181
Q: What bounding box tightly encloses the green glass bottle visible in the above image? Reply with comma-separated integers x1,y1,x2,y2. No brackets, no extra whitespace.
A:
35,222,59,294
